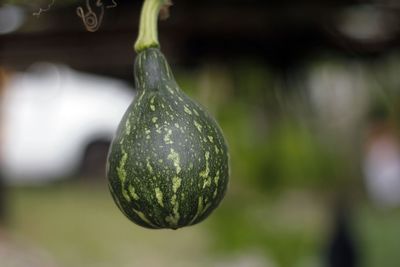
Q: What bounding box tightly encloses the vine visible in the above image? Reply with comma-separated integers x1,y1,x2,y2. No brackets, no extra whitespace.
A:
33,0,118,32
33,0,55,17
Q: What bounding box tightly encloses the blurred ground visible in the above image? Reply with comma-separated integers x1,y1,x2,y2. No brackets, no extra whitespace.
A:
4,181,400,267
8,182,321,267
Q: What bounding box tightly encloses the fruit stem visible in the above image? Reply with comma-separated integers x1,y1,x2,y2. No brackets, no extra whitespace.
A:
134,0,171,53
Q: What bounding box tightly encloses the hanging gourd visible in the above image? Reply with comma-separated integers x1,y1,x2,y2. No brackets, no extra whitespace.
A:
107,0,229,229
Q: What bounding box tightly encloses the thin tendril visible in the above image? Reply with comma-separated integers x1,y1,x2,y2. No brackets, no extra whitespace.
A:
77,0,118,32
106,0,118,9
33,0,55,17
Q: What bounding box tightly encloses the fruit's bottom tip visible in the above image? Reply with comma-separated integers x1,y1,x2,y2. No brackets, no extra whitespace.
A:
146,224,187,230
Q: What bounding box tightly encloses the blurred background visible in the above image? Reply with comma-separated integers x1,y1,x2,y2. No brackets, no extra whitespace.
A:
1,0,400,266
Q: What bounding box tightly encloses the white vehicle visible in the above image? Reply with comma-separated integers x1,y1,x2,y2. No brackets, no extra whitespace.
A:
0,63,135,184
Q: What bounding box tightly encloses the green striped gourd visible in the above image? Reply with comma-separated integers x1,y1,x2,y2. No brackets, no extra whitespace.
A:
107,48,229,229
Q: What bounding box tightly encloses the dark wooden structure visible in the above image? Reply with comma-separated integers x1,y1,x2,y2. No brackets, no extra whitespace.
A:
1,0,400,80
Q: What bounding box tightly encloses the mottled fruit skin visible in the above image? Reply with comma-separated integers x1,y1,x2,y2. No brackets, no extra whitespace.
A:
107,48,229,229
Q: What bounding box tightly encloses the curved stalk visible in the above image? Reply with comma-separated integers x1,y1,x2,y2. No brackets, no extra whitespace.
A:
134,0,169,53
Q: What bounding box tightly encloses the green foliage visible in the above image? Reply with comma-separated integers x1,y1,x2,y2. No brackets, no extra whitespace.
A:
353,205,400,267
207,192,325,267
178,60,343,194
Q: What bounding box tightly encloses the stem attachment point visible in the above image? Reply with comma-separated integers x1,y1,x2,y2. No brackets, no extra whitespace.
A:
134,0,172,53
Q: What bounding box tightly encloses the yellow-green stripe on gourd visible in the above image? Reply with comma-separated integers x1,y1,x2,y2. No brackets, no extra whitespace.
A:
107,48,229,229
